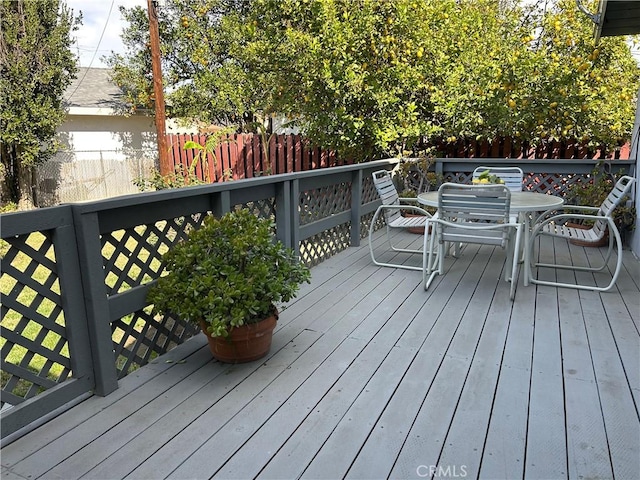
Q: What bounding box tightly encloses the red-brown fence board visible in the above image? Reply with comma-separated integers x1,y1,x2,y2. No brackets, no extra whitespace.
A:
293,135,302,172
302,140,310,171
319,149,327,168
243,135,253,178
165,133,629,183
234,135,245,179
286,135,294,173
252,135,262,174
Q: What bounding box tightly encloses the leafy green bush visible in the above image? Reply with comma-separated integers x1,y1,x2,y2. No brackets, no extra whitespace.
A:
148,208,310,337
0,201,18,213
566,164,636,232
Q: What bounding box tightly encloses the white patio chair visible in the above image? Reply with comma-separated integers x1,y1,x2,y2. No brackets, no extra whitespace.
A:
369,170,434,271
473,166,524,192
527,175,636,292
423,183,522,300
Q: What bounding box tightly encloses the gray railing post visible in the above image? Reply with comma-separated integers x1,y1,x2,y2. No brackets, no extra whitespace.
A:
211,191,231,217
350,169,363,247
276,180,292,248
291,178,301,255
435,159,444,180
72,209,119,396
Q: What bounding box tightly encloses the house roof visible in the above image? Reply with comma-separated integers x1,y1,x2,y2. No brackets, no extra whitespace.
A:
64,67,125,113
595,0,640,40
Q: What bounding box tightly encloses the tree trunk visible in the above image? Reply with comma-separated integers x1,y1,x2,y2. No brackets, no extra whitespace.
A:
1,143,19,206
0,142,35,209
17,162,36,210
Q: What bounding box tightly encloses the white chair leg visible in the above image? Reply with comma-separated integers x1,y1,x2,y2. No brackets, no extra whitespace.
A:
529,219,623,292
509,225,522,300
423,229,440,290
369,207,425,271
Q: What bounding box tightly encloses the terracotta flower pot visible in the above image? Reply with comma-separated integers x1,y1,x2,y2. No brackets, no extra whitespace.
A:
199,309,278,363
566,222,609,247
402,212,432,235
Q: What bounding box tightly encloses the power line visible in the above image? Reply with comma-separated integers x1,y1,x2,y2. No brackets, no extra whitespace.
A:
66,0,116,102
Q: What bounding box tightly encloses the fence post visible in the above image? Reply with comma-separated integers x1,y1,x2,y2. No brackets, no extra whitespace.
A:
72,209,119,396
276,180,292,249
291,178,301,254
350,169,363,247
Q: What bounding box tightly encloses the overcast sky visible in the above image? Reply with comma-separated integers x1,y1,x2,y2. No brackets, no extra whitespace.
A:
66,0,146,68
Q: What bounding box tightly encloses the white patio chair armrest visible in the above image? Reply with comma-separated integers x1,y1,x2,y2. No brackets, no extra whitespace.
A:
562,205,600,212
533,204,600,226
380,204,432,217
398,197,420,203
431,218,518,231
531,212,615,238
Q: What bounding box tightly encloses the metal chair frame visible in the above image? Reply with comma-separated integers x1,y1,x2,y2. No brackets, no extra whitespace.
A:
423,183,522,300
527,175,636,292
369,170,434,271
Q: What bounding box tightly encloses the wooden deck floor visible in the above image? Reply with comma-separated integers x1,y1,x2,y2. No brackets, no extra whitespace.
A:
2,229,639,480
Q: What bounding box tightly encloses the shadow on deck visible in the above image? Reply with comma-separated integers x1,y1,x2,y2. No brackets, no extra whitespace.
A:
2,229,639,479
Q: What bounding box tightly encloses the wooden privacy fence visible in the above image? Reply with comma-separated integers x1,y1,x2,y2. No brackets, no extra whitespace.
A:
433,137,631,160
166,133,348,182
167,133,630,183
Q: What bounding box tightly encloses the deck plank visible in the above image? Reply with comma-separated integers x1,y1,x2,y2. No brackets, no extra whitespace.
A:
1,229,638,480
579,291,640,479
479,271,536,480
171,273,408,480
524,239,567,478
223,276,419,480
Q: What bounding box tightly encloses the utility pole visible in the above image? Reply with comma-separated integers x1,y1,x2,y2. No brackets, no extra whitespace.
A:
147,0,171,175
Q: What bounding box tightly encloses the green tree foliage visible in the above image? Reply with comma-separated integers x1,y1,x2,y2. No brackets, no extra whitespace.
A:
109,0,639,161
0,0,80,207
106,0,256,127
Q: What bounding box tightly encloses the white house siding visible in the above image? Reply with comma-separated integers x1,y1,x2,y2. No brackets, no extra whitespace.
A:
36,114,158,206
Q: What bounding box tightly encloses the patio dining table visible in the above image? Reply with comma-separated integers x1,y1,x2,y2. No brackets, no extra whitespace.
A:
417,190,564,286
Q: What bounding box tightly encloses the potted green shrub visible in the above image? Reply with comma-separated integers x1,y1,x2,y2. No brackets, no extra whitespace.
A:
148,208,311,363
394,156,439,233
565,164,636,246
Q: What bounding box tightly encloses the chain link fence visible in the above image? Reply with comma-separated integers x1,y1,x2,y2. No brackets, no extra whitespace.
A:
34,150,157,206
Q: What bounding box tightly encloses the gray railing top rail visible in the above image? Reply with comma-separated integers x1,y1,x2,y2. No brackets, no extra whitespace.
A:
6,157,633,219
62,159,399,215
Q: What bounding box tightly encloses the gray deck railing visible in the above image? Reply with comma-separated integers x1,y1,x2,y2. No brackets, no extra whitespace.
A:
1,157,635,443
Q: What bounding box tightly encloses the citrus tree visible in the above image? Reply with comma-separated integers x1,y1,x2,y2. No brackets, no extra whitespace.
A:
108,0,639,161
495,0,639,147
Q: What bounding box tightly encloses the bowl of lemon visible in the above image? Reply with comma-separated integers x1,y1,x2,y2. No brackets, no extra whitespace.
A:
472,169,505,185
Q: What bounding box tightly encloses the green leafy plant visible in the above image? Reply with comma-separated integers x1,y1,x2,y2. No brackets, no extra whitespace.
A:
183,128,236,182
148,208,311,338
394,154,438,196
134,129,235,191
393,154,439,217
110,0,638,161
566,164,636,232
134,164,206,191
